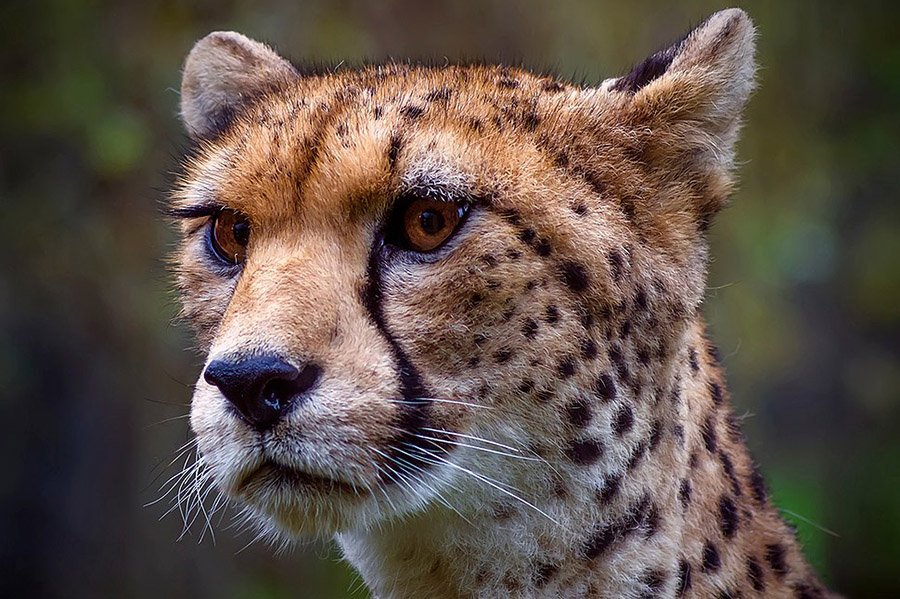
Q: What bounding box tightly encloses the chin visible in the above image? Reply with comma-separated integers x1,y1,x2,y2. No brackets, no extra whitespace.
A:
222,456,444,540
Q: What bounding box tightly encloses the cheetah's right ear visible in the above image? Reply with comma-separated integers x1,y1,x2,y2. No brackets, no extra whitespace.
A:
180,31,299,140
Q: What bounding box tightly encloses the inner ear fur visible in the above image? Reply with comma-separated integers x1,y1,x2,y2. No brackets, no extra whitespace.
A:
597,9,757,224
180,31,299,140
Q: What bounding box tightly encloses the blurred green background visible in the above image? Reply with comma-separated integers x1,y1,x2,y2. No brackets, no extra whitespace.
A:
1,0,898,596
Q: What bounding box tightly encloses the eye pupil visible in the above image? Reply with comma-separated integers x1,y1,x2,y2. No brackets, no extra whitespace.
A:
233,221,250,246
419,210,445,235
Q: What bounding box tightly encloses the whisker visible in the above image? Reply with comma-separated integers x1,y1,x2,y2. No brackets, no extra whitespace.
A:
408,432,542,462
388,397,494,410
396,443,563,528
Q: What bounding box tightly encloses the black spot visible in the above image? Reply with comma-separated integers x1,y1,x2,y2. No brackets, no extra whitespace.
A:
747,556,765,592
701,542,721,573
522,318,539,340
688,347,699,373
613,404,634,436
649,420,662,450
373,105,383,119
619,320,632,339
535,238,552,256
522,110,540,131
536,389,553,404
534,562,558,587
609,346,630,382
765,543,788,580
573,202,588,216
627,442,647,471
598,473,621,503
673,423,685,444
676,560,692,595
637,347,651,366
718,495,739,538
635,287,648,311
749,463,768,505
387,134,403,169
560,261,590,292
567,438,604,465
582,522,619,560
467,355,480,367
608,250,624,281
493,349,513,364
793,581,825,599
518,380,534,394
719,451,743,496
542,80,565,93
566,396,592,428
469,117,483,132
525,280,538,291
688,451,699,469
579,169,606,195
500,209,521,226
498,76,519,89
425,87,452,102
519,228,536,244
726,412,744,442
400,105,425,120
554,151,569,168
545,305,560,324
709,381,723,406
486,279,501,290
678,479,692,508
581,338,598,360
482,254,498,267
702,415,717,453
473,332,488,346
595,374,617,402
579,308,594,328
558,358,576,378
506,248,522,260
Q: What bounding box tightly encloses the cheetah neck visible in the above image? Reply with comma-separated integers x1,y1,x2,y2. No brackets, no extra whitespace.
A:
338,319,825,598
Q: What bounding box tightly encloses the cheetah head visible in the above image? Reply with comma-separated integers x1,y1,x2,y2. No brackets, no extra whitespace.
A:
172,9,755,539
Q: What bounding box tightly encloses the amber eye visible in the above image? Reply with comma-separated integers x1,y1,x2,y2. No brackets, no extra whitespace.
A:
390,197,468,253
210,208,250,265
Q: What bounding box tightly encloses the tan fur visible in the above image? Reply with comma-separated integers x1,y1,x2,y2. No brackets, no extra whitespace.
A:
171,9,833,598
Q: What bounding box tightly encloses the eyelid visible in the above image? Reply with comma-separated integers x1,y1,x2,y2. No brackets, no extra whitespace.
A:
166,202,223,220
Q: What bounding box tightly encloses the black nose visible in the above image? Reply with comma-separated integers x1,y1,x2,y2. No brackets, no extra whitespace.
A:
203,354,322,431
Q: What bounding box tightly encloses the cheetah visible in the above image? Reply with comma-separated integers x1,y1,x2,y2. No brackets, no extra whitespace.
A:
170,8,834,597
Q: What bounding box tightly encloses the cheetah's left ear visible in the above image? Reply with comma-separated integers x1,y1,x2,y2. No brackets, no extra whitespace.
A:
601,8,756,173
180,31,299,140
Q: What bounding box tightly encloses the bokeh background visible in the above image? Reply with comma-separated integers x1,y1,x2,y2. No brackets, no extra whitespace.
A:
2,0,898,596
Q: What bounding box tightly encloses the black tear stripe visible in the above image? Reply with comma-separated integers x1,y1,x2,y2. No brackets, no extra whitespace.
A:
363,240,448,482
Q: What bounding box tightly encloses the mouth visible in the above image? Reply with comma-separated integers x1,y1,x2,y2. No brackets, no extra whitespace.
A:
236,460,367,498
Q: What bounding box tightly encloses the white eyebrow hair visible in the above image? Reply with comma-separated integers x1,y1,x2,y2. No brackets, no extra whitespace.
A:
175,149,230,207
400,158,474,201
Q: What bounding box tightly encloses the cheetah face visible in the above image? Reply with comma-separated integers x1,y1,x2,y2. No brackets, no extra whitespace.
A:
172,16,753,538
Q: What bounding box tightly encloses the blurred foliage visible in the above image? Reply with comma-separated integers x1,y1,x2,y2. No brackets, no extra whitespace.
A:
1,0,898,597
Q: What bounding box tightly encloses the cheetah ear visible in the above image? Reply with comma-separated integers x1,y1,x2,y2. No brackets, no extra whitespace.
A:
601,8,756,167
180,31,299,139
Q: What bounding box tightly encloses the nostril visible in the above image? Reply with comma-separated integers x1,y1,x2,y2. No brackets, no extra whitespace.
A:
259,363,322,411
295,363,323,395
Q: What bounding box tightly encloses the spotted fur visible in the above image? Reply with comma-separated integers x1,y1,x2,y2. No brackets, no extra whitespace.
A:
171,8,833,598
